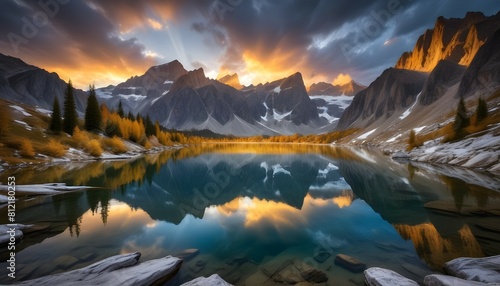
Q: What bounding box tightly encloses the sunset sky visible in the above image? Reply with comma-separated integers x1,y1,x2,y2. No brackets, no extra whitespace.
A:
1,0,499,89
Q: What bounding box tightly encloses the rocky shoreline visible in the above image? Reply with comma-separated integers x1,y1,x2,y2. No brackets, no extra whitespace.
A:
365,255,500,286
6,248,499,286
404,131,500,175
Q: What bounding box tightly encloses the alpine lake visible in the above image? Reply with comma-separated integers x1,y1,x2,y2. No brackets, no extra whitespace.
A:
1,143,499,285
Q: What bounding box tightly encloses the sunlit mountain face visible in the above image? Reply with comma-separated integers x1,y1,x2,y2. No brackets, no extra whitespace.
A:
1,1,498,89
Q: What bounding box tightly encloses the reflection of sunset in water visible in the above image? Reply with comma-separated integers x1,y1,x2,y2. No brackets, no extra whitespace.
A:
214,192,355,230
394,223,483,270
333,195,353,208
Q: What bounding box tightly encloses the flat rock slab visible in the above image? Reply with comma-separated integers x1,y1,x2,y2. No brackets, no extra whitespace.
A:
16,252,183,286
444,255,500,283
0,224,32,246
424,274,490,286
181,274,233,286
334,254,366,273
364,267,419,286
260,257,328,284
0,183,94,195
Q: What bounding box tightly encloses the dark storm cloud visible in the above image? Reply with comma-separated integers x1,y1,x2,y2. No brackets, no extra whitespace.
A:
0,0,498,87
0,0,157,87
195,0,499,84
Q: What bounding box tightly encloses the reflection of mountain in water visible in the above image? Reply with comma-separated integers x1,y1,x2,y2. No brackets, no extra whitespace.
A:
5,145,499,275
338,153,430,225
112,154,351,224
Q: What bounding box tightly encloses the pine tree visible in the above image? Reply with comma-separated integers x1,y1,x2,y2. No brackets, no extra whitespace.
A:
453,96,469,136
475,96,488,125
84,84,102,132
63,80,78,135
127,111,135,121
49,97,62,134
145,115,155,137
117,101,124,118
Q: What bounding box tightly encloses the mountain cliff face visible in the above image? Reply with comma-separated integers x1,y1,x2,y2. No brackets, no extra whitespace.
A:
337,68,427,129
457,28,500,99
218,73,243,90
0,53,88,113
419,60,466,105
395,12,500,72
245,72,320,126
308,80,365,96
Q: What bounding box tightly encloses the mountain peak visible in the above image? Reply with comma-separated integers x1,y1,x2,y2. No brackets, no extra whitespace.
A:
308,80,365,96
395,11,499,72
218,73,243,89
172,68,210,91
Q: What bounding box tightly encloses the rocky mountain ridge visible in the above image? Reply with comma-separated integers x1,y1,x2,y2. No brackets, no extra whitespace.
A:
338,12,500,139
395,11,500,72
218,73,243,90
97,62,334,136
0,53,88,114
308,80,365,96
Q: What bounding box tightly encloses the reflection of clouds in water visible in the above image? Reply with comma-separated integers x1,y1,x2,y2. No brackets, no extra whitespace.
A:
317,163,339,178
309,178,351,192
308,230,348,249
120,236,168,258
333,195,353,208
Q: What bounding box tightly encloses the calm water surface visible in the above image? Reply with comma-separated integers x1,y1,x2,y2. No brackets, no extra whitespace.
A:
1,144,499,285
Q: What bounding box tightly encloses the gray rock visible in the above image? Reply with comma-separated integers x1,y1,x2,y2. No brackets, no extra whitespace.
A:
301,268,328,283
392,151,411,159
0,224,29,246
16,252,182,286
313,248,331,263
444,255,500,283
462,152,499,168
424,274,489,286
334,254,366,273
364,267,419,286
181,274,233,286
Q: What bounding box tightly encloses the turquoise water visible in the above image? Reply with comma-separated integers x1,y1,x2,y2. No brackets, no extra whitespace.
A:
1,144,499,285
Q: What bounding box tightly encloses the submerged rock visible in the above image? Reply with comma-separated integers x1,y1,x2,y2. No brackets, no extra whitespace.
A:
443,255,500,283
16,252,182,286
313,248,331,263
181,274,233,286
334,254,366,273
258,257,328,284
364,267,419,286
175,248,200,260
424,274,489,286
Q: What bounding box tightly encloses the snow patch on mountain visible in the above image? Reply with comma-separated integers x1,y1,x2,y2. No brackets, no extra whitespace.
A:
357,128,377,140
399,92,421,120
11,105,31,116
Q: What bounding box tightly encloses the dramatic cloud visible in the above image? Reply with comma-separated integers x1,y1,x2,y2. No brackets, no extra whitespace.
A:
333,73,353,86
0,0,498,88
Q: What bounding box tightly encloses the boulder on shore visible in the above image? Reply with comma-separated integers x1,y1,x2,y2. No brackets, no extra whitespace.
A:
16,252,182,286
0,224,32,247
181,274,233,286
443,255,500,283
424,274,489,286
364,267,419,286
